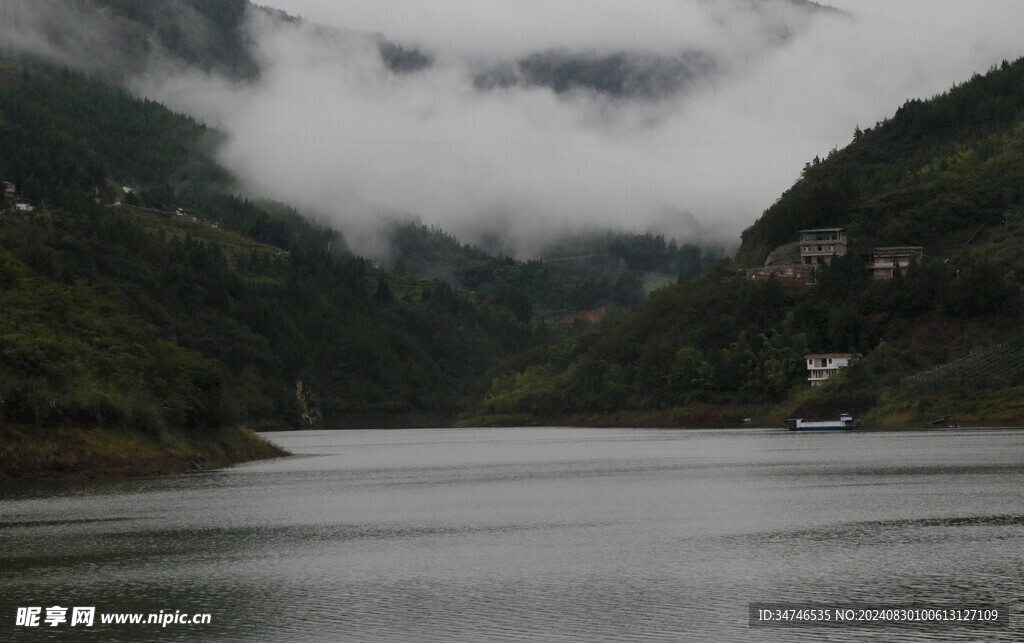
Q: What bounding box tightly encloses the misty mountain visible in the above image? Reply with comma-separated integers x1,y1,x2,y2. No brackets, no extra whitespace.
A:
0,61,547,439
18,0,834,99
475,50,717,100
467,58,1024,428
473,0,838,100
384,222,719,325
0,0,903,256
378,40,432,74
376,0,841,99
7,0,1020,261
92,0,259,77
1,0,260,81
0,0,428,84
738,58,1024,265
3,1,1023,479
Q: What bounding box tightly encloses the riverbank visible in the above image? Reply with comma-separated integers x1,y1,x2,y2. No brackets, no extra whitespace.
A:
459,403,1024,431
0,425,286,482
457,403,777,429
321,410,458,430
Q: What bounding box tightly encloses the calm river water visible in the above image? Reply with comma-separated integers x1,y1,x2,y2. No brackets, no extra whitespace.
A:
2,427,1023,641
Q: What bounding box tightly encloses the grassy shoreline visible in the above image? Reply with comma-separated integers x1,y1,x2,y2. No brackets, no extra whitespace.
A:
6,407,1018,484
458,404,776,429
0,425,287,482
459,402,1024,431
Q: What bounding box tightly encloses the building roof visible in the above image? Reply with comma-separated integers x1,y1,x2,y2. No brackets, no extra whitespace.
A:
872,246,924,255
798,227,844,233
804,353,861,359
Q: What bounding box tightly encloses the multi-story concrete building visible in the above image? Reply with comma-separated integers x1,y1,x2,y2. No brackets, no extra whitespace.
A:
799,228,848,266
866,246,924,279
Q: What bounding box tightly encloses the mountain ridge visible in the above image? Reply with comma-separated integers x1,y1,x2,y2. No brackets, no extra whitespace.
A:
464,57,1024,428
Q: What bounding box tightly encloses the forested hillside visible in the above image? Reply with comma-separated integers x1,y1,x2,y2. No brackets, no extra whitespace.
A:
0,59,719,443
468,59,1024,428
0,61,551,477
0,62,227,201
93,0,259,78
386,222,718,329
738,58,1024,266
5,19,1024,480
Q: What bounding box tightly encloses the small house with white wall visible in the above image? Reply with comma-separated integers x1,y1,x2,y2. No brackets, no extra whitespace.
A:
805,353,860,387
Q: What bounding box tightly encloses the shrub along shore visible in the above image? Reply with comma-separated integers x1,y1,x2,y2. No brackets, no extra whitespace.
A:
0,425,285,482
458,400,1024,431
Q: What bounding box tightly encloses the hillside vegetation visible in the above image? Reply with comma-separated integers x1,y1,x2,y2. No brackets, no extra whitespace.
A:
93,0,259,78
0,61,556,476
738,58,1024,266
467,59,1024,428
3,62,550,422
6,48,1024,479
0,60,719,441
385,221,718,331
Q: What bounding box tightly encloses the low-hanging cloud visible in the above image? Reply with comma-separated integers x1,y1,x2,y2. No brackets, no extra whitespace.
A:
18,0,1024,256
0,1,146,80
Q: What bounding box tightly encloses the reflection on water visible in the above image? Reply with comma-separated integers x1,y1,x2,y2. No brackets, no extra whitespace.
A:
2,427,1023,641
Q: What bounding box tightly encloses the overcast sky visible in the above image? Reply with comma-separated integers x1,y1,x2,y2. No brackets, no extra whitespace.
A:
133,0,1024,255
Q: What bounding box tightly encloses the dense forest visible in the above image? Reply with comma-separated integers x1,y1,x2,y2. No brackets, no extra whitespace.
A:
93,0,259,78
738,58,1024,266
386,222,718,325
0,59,548,473
0,59,719,446
468,59,1024,427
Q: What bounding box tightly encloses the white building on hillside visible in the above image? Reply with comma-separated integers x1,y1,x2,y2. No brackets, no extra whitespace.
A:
805,353,860,387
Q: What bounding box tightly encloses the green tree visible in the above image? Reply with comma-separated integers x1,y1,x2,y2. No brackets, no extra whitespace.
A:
670,347,714,393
